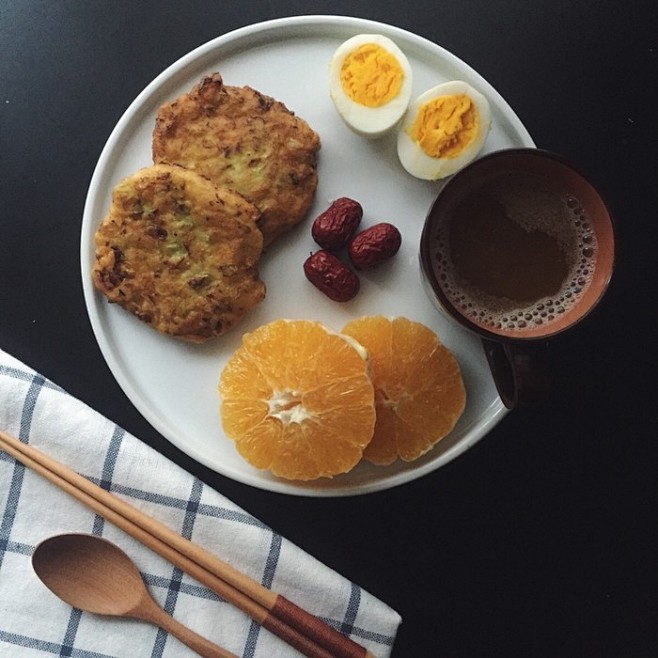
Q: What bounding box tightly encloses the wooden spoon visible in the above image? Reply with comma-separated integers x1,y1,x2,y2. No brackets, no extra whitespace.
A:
32,533,236,658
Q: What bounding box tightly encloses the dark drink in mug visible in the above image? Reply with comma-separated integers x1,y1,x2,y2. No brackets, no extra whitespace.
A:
430,171,599,337
420,149,615,407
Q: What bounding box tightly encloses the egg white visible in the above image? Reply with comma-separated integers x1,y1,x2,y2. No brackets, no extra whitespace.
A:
397,80,491,180
329,34,413,139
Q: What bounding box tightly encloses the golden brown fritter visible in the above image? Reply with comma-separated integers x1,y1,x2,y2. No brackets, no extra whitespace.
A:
92,164,266,343
152,73,321,247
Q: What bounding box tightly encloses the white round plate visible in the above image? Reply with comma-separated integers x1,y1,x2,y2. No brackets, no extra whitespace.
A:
81,16,534,496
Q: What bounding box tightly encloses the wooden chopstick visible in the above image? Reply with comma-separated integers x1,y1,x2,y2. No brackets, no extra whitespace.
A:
0,433,330,658
0,430,374,658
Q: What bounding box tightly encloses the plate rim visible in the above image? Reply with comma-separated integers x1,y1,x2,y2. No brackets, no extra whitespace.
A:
81,15,533,497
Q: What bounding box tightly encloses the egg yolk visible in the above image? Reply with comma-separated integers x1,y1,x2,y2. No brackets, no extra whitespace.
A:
340,44,404,108
408,94,480,158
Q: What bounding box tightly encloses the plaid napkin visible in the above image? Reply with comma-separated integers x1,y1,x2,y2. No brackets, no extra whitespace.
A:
0,347,401,657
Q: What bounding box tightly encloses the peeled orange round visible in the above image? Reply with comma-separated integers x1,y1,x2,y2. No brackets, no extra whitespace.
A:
219,319,376,480
342,316,466,465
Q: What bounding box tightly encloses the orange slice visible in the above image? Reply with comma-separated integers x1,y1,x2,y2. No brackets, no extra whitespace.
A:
342,316,466,465
219,319,376,480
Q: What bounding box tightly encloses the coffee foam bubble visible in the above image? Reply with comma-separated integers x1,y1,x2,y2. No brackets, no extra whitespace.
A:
431,186,599,335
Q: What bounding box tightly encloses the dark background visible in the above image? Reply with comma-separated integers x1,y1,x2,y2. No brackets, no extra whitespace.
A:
2,2,657,656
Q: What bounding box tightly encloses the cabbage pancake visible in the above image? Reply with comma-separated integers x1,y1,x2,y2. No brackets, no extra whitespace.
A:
92,164,265,343
152,73,321,246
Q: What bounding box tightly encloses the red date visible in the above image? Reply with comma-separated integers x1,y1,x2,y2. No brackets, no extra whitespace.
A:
303,250,360,302
311,197,363,251
349,222,402,270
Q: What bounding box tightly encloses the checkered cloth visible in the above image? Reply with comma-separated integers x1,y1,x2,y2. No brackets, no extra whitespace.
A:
0,348,401,657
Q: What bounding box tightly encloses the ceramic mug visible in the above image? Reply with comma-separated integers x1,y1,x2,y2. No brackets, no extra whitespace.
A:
420,148,615,408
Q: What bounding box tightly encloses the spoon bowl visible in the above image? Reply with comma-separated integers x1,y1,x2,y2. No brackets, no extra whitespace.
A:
33,532,144,616
32,533,235,658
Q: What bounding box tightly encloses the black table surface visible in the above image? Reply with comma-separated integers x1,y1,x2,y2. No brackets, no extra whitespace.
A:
2,2,657,656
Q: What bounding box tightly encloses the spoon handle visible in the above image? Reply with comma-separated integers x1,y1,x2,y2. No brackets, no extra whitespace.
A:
138,598,237,658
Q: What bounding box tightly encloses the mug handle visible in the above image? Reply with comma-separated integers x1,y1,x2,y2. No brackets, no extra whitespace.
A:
481,339,550,409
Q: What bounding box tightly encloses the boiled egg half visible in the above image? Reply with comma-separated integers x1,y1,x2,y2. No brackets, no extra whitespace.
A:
397,80,491,180
329,34,413,139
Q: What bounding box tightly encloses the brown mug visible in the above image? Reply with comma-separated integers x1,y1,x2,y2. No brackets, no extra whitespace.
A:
420,148,615,408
